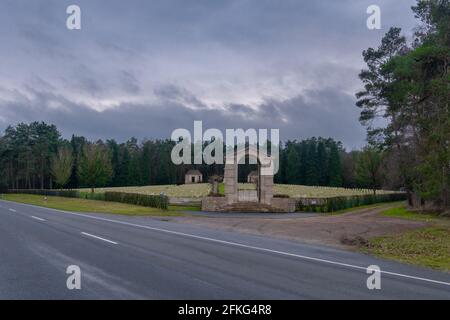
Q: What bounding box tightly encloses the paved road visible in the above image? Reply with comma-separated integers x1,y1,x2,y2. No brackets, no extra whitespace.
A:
0,200,449,299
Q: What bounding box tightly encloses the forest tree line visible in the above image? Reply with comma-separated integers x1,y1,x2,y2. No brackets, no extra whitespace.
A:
356,0,449,209
0,121,396,193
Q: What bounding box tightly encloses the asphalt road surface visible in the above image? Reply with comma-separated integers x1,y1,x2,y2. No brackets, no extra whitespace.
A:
0,199,449,299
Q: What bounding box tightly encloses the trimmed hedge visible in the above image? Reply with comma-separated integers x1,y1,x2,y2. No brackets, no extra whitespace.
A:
274,194,290,198
296,193,407,213
4,189,168,210
79,192,106,201
104,192,169,209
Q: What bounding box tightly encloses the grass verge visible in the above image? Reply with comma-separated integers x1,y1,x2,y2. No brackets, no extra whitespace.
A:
1,194,183,216
380,206,442,221
361,205,450,272
168,205,201,212
329,201,406,215
363,227,450,272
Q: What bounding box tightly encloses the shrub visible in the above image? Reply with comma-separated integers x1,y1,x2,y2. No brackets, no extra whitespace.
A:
4,189,169,210
104,192,169,209
296,193,407,213
208,193,225,197
80,192,106,201
274,194,290,198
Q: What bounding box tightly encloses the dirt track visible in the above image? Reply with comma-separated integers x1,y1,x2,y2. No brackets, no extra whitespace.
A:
174,203,428,248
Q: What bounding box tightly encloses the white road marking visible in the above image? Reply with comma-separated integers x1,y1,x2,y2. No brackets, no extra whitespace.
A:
30,216,46,221
1,199,449,287
81,232,118,245
8,208,16,212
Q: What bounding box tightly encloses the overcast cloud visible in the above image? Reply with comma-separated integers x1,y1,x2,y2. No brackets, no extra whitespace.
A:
0,0,418,149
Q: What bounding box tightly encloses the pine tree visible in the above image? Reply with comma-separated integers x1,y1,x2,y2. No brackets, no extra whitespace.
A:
305,139,319,185
116,146,130,186
328,143,342,187
286,146,301,184
107,139,120,186
317,140,328,186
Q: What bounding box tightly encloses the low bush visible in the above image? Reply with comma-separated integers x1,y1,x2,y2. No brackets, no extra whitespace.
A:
4,189,168,210
208,192,225,197
274,194,290,198
104,192,169,209
296,193,407,213
79,192,106,201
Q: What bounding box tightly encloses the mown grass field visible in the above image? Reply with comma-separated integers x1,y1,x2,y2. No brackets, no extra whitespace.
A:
363,206,450,272
1,194,185,216
78,184,211,198
78,183,400,199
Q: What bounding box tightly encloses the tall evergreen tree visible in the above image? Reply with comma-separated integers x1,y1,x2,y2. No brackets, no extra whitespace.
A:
107,139,120,186
317,140,328,186
286,145,301,184
356,0,450,208
116,146,130,186
328,143,342,187
305,139,319,185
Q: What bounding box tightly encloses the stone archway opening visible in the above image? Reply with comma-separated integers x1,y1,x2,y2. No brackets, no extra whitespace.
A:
237,154,260,202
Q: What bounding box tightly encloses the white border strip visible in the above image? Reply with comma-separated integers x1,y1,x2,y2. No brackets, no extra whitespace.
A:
81,232,118,245
30,216,46,221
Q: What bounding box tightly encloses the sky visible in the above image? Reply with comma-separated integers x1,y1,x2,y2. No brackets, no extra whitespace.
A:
0,0,418,149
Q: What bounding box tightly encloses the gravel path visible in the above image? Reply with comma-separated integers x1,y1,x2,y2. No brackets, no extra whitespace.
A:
173,203,428,249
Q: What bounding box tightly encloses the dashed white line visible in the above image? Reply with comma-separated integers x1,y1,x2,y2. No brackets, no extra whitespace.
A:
81,232,118,245
8,208,16,212
50,210,450,286
1,199,449,287
30,216,46,222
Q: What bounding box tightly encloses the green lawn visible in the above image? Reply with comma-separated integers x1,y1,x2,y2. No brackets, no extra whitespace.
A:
365,227,450,272
363,205,450,272
77,183,401,198
1,194,184,216
380,206,441,221
218,183,225,195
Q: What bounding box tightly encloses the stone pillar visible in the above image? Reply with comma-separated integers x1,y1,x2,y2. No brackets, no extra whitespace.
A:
259,174,273,205
212,181,218,194
224,163,238,204
259,160,274,205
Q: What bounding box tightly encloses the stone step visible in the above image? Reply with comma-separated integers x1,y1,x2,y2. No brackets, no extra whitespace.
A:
219,202,282,213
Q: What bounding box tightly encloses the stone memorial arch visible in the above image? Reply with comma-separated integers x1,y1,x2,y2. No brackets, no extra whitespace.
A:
201,145,295,212
224,145,274,205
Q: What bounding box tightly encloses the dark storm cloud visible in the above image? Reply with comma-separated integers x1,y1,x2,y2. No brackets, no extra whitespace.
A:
119,71,140,94
0,85,365,148
154,84,208,109
0,0,418,149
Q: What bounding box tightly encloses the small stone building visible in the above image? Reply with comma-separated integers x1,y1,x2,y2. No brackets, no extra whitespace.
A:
185,169,203,184
247,170,258,184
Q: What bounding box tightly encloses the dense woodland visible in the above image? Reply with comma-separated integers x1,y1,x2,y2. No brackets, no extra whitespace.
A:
0,121,390,192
